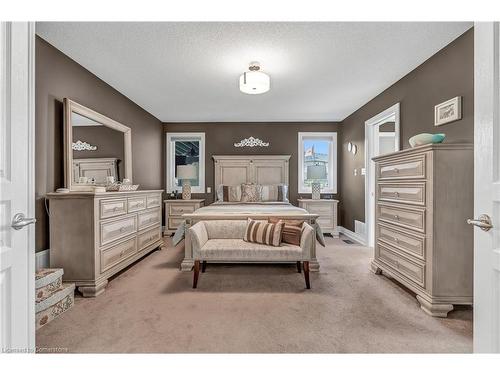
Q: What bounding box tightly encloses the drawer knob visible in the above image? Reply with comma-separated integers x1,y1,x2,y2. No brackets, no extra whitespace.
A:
394,215,399,220
113,207,119,211
120,226,127,232
394,237,399,243
394,168,399,173
394,192,399,197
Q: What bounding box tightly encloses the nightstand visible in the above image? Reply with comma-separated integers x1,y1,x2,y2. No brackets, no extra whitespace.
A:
164,199,204,235
297,199,339,237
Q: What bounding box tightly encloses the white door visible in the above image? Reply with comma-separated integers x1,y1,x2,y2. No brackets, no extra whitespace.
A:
473,22,500,353
0,22,36,353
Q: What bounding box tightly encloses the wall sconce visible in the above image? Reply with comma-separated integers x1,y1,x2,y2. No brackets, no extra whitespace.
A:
347,142,357,155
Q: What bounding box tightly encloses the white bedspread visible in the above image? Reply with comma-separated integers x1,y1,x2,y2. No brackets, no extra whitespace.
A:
191,202,309,215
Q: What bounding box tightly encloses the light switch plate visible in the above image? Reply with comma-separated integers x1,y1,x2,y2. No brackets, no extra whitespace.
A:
207,187,211,193
361,168,366,175
354,169,358,176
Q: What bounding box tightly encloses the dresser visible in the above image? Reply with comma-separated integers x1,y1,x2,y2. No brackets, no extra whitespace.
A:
47,190,164,297
298,199,339,237
164,199,205,235
371,144,473,317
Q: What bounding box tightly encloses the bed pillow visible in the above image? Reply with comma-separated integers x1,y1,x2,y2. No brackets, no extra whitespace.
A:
269,218,304,246
216,184,242,202
240,183,262,202
244,218,284,247
260,184,289,202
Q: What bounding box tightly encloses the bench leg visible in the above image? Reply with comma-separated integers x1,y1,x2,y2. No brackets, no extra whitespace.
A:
296,261,302,273
202,261,207,273
193,260,200,289
303,261,311,289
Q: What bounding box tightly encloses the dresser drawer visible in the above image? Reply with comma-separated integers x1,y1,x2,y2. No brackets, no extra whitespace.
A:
138,208,161,230
377,156,425,180
168,217,185,230
169,203,197,215
128,196,146,212
378,183,425,206
100,215,137,246
377,223,425,260
378,203,425,232
147,194,161,208
100,237,137,273
376,242,425,287
100,199,127,219
138,226,161,250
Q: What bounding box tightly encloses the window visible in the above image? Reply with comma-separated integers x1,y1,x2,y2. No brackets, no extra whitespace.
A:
298,132,337,194
166,132,205,194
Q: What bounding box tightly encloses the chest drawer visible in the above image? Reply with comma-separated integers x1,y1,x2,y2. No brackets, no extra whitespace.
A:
378,203,425,232
378,183,425,206
138,226,161,250
169,203,197,215
100,199,127,219
128,196,147,212
100,237,137,273
138,208,161,230
147,194,161,208
377,223,425,260
377,156,425,180
376,242,425,287
100,215,137,246
168,217,184,230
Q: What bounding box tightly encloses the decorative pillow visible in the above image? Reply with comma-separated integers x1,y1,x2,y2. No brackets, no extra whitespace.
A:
244,218,284,247
269,218,304,246
261,184,289,202
240,183,262,202
216,184,242,202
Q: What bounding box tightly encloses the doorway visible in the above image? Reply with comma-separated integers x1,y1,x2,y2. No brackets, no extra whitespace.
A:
364,103,400,247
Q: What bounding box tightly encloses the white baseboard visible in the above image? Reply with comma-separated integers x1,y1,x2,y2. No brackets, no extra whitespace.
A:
36,249,50,271
337,226,367,246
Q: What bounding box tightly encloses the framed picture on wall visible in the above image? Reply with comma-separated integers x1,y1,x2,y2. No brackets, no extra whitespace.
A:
434,96,462,126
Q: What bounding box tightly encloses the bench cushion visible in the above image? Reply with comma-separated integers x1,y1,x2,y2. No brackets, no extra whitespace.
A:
197,239,303,261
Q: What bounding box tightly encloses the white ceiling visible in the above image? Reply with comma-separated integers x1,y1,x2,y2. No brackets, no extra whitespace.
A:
36,22,472,122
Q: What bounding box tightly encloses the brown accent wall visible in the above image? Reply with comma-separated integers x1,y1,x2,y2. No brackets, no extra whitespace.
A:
340,28,474,232
163,122,341,205
35,36,163,252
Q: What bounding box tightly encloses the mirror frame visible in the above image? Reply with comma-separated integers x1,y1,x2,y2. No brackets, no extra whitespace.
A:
63,98,132,191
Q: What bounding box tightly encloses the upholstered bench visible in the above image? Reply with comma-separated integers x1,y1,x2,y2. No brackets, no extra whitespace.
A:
188,220,314,289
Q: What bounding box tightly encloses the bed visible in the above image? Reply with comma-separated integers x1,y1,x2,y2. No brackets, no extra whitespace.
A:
179,155,321,272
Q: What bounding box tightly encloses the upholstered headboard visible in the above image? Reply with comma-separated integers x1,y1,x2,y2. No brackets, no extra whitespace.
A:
212,155,290,187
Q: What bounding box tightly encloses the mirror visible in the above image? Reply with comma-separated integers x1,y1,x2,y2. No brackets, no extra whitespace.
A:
63,99,132,191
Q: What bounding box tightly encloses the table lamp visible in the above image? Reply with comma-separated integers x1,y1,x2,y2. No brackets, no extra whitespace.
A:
177,165,197,200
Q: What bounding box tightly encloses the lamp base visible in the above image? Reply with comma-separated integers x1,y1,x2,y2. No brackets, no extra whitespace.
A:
182,181,192,200
311,182,321,200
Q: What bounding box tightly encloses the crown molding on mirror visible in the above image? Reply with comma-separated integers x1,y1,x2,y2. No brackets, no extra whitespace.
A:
234,136,269,147
72,140,97,151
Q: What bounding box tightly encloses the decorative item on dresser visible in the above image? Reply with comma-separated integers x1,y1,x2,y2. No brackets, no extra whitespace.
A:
164,199,205,235
47,190,164,297
371,143,473,317
298,199,339,237
177,164,197,200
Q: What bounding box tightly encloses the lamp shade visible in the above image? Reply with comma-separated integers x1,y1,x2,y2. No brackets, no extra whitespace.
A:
307,165,327,180
177,165,197,180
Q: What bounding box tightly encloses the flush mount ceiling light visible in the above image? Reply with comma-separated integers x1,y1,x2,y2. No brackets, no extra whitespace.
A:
239,61,270,95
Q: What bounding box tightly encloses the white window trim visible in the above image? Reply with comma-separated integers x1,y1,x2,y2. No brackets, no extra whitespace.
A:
166,132,205,194
298,132,337,194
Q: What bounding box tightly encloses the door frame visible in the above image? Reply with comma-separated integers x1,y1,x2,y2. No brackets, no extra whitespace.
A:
364,103,400,247
0,21,36,351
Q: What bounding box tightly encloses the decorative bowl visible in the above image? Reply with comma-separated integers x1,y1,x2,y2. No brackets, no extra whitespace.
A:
409,133,446,148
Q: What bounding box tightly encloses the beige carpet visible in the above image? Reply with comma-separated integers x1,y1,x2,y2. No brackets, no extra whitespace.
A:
36,236,472,353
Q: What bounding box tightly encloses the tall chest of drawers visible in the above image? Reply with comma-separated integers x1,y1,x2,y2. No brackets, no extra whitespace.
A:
371,144,473,317
47,190,164,297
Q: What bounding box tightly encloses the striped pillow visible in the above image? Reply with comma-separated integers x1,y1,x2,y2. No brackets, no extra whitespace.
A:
244,218,284,247
269,218,304,246
261,184,289,202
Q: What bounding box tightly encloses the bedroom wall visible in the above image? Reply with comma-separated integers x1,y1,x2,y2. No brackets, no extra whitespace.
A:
340,28,474,232
35,36,164,252
163,122,342,205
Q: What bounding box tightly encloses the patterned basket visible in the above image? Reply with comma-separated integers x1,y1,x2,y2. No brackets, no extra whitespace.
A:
105,183,139,192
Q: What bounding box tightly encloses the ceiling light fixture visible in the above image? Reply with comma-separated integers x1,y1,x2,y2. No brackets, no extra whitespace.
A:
239,61,270,95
